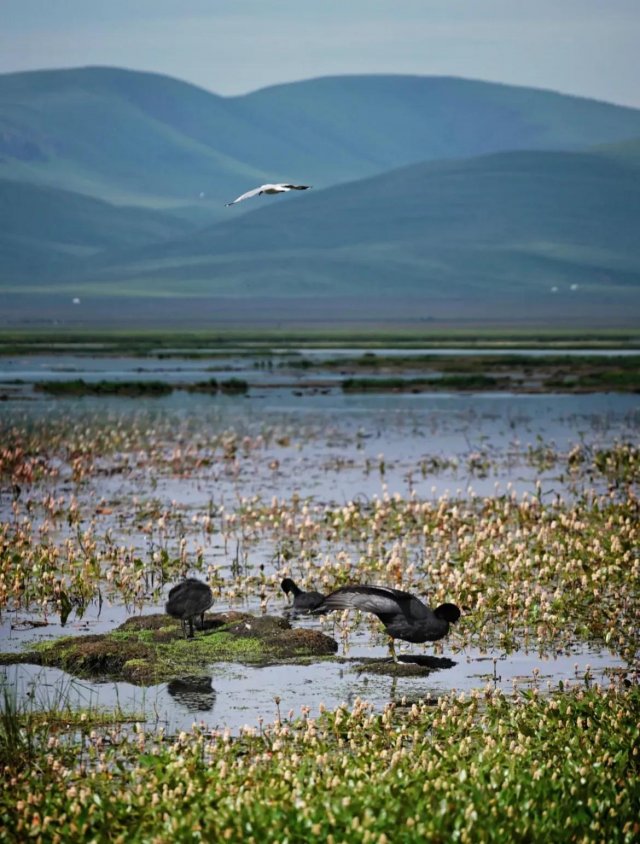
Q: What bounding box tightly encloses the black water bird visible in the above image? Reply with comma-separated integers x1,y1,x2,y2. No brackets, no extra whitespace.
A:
281,578,325,612
312,584,460,662
165,578,214,639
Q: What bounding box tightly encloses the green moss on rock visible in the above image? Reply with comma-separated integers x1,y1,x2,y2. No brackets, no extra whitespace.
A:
0,612,338,685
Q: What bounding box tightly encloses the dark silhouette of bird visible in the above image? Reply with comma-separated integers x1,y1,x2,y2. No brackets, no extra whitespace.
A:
312,584,460,662
167,676,216,712
281,578,325,612
165,578,214,639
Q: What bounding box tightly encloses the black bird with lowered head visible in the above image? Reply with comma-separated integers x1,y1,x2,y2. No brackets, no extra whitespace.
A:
312,584,460,662
165,578,214,639
281,578,325,612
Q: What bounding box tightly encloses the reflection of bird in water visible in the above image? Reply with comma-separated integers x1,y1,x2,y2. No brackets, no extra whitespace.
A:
167,676,216,712
165,578,214,639
312,584,460,663
281,578,325,612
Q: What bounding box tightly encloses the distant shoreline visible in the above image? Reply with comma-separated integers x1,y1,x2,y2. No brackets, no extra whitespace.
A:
1,327,640,355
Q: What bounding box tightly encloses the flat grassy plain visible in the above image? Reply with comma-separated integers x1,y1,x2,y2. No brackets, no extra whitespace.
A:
1,326,640,354
1,335,639,842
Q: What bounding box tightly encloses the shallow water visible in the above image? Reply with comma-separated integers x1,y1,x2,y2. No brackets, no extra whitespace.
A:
3,639,621,734
2,346,639,387
1,375,638,732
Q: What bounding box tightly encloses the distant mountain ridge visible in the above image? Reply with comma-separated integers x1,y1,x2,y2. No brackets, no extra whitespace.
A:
2,66,640,325
4,66,640,212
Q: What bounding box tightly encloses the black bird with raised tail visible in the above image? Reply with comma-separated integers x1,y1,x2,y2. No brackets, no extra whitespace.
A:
312,584,460,662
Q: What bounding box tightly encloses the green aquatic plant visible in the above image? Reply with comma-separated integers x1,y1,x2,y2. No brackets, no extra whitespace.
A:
592,442,639,483
33,380,174,397
341,374,502,392
0,685,638,842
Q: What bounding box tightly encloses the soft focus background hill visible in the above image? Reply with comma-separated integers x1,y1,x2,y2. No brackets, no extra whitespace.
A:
0,178,191,279
4,67,640,217
2,66,640,325
88,142,640,314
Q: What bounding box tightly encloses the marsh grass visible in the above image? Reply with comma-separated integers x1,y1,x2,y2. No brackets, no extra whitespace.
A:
1,425,638,662
0,675,143,775
322,354,640,393
0,683,33,772
1,390,639,840
342,374,502,392
1,685,638,842
31,377,250,399
34,380,173,397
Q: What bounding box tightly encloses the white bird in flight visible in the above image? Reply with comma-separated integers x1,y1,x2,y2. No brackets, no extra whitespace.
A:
225,183,311,206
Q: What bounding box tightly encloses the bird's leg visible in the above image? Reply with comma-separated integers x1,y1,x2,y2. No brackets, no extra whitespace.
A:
181,619,188,639
188,617,195,639
388,637,399,664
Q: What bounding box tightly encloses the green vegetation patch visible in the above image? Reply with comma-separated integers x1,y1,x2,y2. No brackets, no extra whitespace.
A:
342,374,502,392
1,685,638,842
551,368,640,392
185,377,218,393
34,379,173,397
1,613,338,685
2,327,639,357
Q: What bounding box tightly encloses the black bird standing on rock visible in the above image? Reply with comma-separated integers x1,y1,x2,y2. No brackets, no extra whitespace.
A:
281,578,325,612
165,578,214,639
312,584,460,662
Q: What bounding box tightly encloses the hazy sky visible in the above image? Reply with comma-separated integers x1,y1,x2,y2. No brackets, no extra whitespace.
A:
2,0,640,107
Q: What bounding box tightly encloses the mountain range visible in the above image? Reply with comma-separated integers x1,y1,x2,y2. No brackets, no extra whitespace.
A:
2,66,640,326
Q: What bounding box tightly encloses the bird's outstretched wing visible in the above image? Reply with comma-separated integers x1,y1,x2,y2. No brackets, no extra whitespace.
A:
225,186,265,206
226,183,311,205
312,584,419,618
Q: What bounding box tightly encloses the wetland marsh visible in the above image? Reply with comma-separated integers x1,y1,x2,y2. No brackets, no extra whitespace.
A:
1,339,639,841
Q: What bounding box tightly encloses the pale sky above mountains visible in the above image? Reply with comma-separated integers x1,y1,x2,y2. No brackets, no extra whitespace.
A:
2,0,640,108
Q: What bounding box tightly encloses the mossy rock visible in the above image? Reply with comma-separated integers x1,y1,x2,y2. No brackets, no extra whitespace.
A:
0,612,338,685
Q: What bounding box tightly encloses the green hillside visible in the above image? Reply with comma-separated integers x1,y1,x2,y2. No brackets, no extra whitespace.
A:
0,67,268,220
2,67,640,324
93,144,640,309
0,179,191,280
3,67,640,218
237,74,640,170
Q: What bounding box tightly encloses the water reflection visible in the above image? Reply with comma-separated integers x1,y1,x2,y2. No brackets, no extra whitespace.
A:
1,643,623,736
398,654,456,669
166,676,216,713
